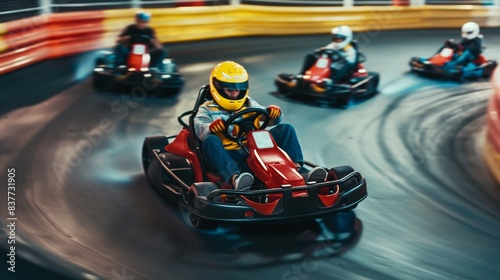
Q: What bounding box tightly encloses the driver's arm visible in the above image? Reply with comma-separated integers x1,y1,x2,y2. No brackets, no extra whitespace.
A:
150,38,163,49
194,105,214,141
148,28,163,49
343,45,357,64
116,25,132,44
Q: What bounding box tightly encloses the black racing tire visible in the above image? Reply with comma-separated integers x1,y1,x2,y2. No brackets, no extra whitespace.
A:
164,87,182,95
329,166,361,211
188,183,219,230
328,166,361,193
92,78,110,91
482,61,498,78
366,72,380,96
142,136,170,174
95,56,106,66
334,97,351,107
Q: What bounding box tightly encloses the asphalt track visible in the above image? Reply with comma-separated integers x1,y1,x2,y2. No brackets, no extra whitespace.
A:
1,29,500,280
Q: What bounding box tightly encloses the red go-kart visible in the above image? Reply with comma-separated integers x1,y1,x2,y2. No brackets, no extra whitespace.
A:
275,48,379,106
93,34,184,94
409,40,497,81
142,85,368,230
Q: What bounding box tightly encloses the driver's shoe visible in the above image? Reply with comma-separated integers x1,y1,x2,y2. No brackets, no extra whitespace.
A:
234,172,254,191
299,166,328,183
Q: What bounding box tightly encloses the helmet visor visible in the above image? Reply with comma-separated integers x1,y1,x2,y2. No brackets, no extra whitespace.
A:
216,80,248,91
332,34,346,43
214,79,249,100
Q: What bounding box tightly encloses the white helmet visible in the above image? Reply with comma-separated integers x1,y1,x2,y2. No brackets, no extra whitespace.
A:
330,25,353,50
461,22,479,40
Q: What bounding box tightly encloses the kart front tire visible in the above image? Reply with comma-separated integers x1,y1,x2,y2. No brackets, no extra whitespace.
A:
335,98,351,107
142,136,169,174
328,166,361,193
188,183,219,230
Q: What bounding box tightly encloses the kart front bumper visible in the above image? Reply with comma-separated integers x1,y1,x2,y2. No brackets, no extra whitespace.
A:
193,176,367,224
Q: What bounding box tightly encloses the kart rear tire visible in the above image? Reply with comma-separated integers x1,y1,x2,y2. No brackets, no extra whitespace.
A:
367,73,380,95
142,136,169,174
92,78,110,91
188,183,219,230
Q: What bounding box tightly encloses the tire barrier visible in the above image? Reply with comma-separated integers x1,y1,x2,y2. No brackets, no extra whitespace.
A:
484,68,500,184
1,4,500,75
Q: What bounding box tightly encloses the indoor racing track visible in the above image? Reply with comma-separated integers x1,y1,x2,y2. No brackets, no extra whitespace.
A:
1,29,500,280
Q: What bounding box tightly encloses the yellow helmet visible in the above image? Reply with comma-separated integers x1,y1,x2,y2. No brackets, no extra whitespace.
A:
209,61,249,111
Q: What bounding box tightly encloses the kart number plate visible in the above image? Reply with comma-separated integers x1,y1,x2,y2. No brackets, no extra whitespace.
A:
315,58,329,68
252,131,275,149
132,45,147,55
440,48,453,57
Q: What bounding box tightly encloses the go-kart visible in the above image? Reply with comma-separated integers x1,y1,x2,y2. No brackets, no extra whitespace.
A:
142,85,368,230
93,34,184,94
409,40,497,81
275,47,379,107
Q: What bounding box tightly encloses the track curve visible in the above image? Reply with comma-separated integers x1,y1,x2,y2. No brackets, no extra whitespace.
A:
1,29,500,280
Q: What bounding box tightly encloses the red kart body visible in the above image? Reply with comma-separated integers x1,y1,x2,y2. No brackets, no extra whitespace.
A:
127,43,151,71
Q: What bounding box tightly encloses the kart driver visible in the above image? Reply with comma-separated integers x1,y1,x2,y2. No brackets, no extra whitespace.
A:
114,10,167,69
194,61,327,191
443,22,483,70
300,25,358,83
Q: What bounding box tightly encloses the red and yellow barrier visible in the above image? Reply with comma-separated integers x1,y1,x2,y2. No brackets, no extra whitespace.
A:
0,12,106,74
484,68,500,184
1,5,500,75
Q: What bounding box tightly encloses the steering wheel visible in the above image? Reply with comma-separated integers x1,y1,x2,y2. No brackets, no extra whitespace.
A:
222,108,271,144
316,48,346,62
130,34,151,44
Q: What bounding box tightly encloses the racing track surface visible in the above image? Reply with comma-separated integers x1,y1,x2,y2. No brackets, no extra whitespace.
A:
1,29,500,280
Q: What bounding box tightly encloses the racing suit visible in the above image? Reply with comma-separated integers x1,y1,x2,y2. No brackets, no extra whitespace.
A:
114,24,167,68
194,97,305,184
301,43,357,83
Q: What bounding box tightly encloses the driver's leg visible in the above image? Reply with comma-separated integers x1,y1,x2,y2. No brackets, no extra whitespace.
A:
269,123,304,165
202,135,240,184
330,62,352,83
202,135,253,190
300,53,317,74
150,48,167,69
270,123,327,182
114,44,129,67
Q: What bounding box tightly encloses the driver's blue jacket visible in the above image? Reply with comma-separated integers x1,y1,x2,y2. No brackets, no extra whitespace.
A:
194,97,282,150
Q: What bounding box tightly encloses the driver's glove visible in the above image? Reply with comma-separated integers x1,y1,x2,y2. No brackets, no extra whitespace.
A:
267,105,282,119
209,118,225,134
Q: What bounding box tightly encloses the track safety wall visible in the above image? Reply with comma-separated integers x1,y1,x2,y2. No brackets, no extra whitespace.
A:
484,68,500,185
1,4,500,75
